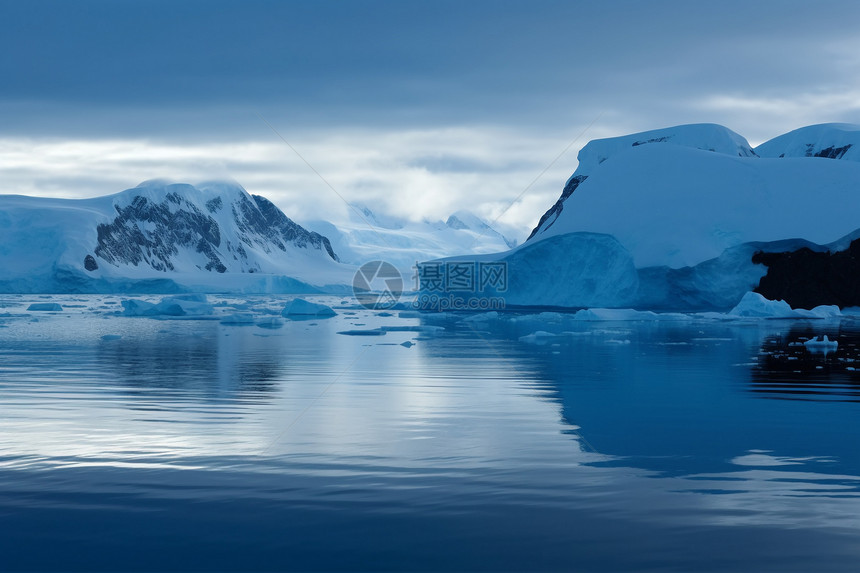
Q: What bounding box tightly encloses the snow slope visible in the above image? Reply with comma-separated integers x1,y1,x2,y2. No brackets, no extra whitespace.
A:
528,124,757,241
304,205,517,275
0,180,353,293
531,143,860,269
755,123,860,161
427,123,860,310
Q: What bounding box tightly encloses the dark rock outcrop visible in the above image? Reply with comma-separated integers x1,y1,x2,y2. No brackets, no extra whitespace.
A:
95,193,223,272
753,239,860,309
93,188,338,274
84,254,98,271
526,175,587,241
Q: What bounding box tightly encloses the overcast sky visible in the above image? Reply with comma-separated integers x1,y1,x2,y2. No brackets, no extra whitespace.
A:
3,0,860,238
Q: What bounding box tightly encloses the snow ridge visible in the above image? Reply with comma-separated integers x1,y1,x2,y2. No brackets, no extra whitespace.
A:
755,123,860,162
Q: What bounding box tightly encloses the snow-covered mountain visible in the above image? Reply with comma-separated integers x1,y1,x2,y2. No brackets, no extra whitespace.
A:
0,180,351,293
304,205,518,276
755,123,860,161
427,123,860,310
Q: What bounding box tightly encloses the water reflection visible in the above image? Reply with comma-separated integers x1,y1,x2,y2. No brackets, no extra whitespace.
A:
2,298,860,571
751,325,860,401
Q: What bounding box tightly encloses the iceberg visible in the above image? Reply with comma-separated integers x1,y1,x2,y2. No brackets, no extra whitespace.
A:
728,292,800,318
424,123,860,311
220,313,256,325
282,298,337,318
804,335,839,352
121,296,214,317
26,303,63,311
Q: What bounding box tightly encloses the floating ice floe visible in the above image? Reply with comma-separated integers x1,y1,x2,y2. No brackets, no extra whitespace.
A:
572,308,690,321
337,329,386,336
461,311,500,323
255,317,284,329
804,335,839,352
121,295,214,317
220,313,256,325
378,325,445,334
518,331,559,344
795,305,843,319
281,298,337,318
728,292,843,319
26,302,63,311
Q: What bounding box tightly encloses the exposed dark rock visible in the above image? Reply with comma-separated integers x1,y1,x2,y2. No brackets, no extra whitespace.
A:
247,194,338,261
92,187,338,274
799,143,854,159
84,254,98,271
206,197,223,213
526,175,588,241
632,136,670,147
814,144,853,159
753,239,860,309
95,195,224,272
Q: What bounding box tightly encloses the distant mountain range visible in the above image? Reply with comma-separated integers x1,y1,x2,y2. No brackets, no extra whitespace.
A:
304,205,518,276
0,179,519,293
4,123,859,306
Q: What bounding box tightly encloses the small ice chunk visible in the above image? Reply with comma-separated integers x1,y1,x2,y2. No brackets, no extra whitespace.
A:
27,303,63,311
518,331,558,344
728,292,801,318
220,313,256,325
796,305,843,319
337,329,386,336
256,317,284,329
378,325,445,334
282,298,337,318
171,293,209,303
121,297,214,317
573,308,658,321
804,335,838,351
462,312,500,323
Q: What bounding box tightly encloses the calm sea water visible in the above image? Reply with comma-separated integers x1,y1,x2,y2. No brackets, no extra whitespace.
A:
1,295,859,572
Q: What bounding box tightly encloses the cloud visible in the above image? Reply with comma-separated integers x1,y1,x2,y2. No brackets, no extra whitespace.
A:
4,1,860,239
0,124,600,240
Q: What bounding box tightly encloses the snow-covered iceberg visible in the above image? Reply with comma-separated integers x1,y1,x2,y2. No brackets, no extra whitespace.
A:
281,298,337,318
423,123,860,311
121,295,214,317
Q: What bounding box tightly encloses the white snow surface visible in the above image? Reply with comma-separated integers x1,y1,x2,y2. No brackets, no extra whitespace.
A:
533,141,860,269
571,123,755,180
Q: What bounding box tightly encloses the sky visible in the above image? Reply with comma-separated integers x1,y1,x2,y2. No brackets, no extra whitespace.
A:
2,0,860,239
